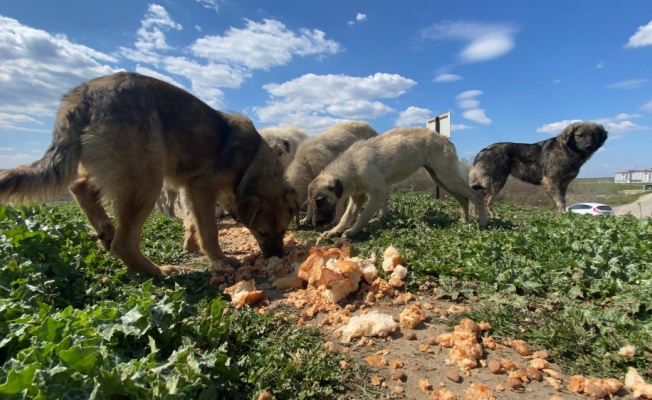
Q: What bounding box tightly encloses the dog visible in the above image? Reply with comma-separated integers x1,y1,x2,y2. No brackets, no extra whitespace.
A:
206,124,309,222
156,181,180,217
0,72,297,277
285,120,379,225
468,121,608,217
308,127,488,238
259,125,308,169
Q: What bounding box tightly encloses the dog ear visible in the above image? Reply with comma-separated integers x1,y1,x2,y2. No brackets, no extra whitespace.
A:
328,178,344,198
282,139,291,153
561,124,578,145
236,195,261,227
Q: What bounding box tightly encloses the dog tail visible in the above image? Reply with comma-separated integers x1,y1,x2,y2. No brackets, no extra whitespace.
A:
0,104,84,205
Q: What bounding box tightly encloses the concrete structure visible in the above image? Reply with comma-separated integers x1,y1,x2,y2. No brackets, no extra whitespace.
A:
614,168,652,184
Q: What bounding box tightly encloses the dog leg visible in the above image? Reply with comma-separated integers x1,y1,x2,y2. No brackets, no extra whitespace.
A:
426,167,488,228
184,186,240,269
178,188,201,252
542,176,567,213
111,194,178,277
165,188,178,217
322,194,366,238
333,197,349,225
301,201,314,226
343,192,387,238
69,175,115,250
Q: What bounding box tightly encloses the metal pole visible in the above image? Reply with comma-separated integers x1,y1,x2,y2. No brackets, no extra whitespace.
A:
435,116,440,199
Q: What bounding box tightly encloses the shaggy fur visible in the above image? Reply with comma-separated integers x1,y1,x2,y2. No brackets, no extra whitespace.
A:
0,72,297,277
469,121,608,217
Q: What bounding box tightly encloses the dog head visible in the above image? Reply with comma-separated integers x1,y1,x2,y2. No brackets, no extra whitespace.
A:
562,122,608,155
308,174,343,226
235,188,298,258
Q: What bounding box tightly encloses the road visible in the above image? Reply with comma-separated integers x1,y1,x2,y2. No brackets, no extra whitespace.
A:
612,192,652,218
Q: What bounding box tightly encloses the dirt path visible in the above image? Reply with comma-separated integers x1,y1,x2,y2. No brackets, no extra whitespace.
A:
193,216,635,400
612,192,652,218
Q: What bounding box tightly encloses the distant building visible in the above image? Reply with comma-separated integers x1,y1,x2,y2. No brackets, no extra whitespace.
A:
614,168,652,183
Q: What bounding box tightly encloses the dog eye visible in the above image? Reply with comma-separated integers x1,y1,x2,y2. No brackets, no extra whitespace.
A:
315,197,325,205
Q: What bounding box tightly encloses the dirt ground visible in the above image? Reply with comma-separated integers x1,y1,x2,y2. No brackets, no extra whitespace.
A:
180,211,636,400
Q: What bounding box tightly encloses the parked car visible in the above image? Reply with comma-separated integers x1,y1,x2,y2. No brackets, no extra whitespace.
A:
566,202,615,216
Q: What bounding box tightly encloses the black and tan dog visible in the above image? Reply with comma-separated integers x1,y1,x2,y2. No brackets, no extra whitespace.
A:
469,121,608,217
0,72,297,277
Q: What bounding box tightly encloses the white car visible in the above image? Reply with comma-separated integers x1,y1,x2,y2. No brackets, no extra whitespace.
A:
566,202,615,216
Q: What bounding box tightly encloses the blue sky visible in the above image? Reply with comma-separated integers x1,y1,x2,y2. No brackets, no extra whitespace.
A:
0,1,651,177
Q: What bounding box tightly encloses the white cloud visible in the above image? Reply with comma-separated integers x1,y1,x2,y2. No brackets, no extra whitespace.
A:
0,153,41,169
348,13,367,26
462,109,491,125
641,99,652,113
0,112,44,128
434,73,463,83
596,61,605,69
457,99,480,109
421,21,518,63
0,147,14,152
455,90,491,125
456,90,483,100
536,119,583,134
0,16,119,118
537,116,646,135
196,0,220,13
595,115,646,133
625,20,652,48
119,4,182,65
451,123,472,131
395,107,432,127
608,79,648,90
162,57,251,108
137,4,182,52
191,19,341,70
254,73,416,130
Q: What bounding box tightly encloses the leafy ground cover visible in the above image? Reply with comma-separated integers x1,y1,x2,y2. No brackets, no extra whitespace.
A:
0,204,355,399
1,190,651,398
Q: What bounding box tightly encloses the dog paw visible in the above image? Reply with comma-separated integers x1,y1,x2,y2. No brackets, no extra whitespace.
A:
212,258,239,275
299,217,309,225
342,229,359,238
183,238,201,253
321,229,342,239
158,265,181,277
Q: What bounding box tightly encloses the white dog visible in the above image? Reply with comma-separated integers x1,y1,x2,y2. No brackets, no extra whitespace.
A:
308,127,488,238
285,121,378,225
259,125,308,170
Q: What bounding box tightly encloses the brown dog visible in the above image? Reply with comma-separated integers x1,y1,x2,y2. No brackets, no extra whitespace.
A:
469,121,608,217
0,72,297,277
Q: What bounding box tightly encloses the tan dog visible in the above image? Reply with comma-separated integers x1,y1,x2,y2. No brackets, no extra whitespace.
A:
308,127,488,238
156,181,180,217
469,121,608,217
0,72,297,277
285,121,378,225
259,125,308,169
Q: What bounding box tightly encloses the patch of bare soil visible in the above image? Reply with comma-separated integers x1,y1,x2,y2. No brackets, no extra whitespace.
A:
183,215,637,400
